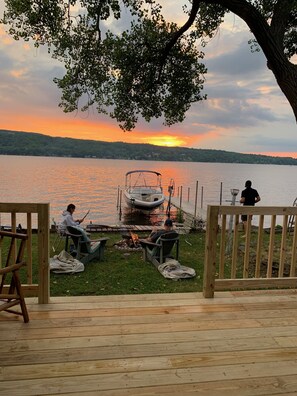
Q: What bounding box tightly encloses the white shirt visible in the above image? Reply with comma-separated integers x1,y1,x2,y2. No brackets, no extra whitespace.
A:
60,210,80,231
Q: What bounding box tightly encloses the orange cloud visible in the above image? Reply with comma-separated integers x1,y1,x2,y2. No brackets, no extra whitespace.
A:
257,85,273,95
0,25,14,45
0,110,187,147
10,69,27,78
0,111,125,141
0,106,201,147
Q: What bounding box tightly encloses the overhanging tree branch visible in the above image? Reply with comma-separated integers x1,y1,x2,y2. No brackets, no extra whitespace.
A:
163,0,200,56
157,0,200,80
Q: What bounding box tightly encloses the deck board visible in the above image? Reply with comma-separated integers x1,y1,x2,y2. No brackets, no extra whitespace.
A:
1,290,297,395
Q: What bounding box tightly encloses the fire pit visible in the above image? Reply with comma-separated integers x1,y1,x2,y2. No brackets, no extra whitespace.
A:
114,232,142,251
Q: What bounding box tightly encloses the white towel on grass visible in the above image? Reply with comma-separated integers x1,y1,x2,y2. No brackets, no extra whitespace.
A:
158,259,196,280
50,250,84,274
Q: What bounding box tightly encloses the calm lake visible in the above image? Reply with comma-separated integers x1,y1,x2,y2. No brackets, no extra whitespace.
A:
1,155,297,227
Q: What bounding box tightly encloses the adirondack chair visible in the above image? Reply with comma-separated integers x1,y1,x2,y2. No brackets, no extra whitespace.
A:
0,230,29,323
66,226,109,264
141,231,179,268
51,218,68,253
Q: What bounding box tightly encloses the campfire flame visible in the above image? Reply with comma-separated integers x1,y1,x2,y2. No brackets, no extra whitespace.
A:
114,231,141,250
130,232,139,246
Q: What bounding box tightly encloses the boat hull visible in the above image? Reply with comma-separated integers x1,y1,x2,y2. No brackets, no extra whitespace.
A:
124,190,165,210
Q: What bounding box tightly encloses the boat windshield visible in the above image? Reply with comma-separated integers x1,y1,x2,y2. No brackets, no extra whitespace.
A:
125,171,162,189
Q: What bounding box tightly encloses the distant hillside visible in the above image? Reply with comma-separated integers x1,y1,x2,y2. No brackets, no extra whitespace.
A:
1,129,297,165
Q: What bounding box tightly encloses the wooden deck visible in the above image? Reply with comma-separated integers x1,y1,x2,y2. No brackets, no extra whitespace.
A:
1,290,297,395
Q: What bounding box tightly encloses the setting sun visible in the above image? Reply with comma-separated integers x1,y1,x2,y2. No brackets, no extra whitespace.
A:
143,135,187,147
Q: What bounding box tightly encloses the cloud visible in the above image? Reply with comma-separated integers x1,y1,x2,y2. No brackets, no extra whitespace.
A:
183,33,292,132
247,134,297,151
189,97,279,126
0,49,13,71
205,39,267,77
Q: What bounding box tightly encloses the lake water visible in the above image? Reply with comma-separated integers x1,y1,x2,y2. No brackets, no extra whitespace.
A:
1,155,297,227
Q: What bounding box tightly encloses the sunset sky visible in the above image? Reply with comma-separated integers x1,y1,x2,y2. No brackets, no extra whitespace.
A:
0,2,296,158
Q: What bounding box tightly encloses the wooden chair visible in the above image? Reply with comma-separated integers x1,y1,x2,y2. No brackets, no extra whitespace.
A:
0,230,29,323
141,231,179,268
66,226,109,264
51,218,68,253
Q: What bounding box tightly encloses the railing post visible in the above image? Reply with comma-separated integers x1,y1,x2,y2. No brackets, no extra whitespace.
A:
26,213,33,284
37,203,50,304
203,205,219,298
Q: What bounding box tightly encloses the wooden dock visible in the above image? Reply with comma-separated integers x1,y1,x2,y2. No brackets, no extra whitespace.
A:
1,290,297,395
85,223,191,234
169,197,207,228
86,224,154,233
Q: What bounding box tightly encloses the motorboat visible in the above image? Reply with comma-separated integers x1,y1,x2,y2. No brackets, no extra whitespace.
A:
124,170,165,210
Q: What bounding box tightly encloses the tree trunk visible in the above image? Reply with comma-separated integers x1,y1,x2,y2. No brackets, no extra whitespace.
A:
273,63,297,123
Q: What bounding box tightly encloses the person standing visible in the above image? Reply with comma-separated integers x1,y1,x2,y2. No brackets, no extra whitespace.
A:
240,180,261,231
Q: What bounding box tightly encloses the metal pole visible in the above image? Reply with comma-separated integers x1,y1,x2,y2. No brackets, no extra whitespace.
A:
119,190,122,220
116,185,120,209
166,183,174,217
220,182,223,205
227,188,239,254
187,187,190,202
194,180,198,218
201,186,204,209
179,186,183,208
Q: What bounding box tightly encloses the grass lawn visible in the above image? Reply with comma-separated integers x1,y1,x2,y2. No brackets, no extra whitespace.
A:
3,227,291,298
50,232,205,296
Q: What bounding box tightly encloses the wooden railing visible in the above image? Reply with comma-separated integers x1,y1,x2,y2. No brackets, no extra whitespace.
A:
203,205,297,298
0,203,50,303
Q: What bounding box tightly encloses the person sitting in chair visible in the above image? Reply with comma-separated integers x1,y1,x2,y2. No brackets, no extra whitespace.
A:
141,218,176,244
140,218,179,265
61,204,85,230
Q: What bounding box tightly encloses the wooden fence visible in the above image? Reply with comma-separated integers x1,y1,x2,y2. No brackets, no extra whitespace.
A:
203,205,297,298
2,202,297,303
0,203,50,303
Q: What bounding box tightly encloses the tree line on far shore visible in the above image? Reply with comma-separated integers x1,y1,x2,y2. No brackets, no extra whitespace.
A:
1,129,297,166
